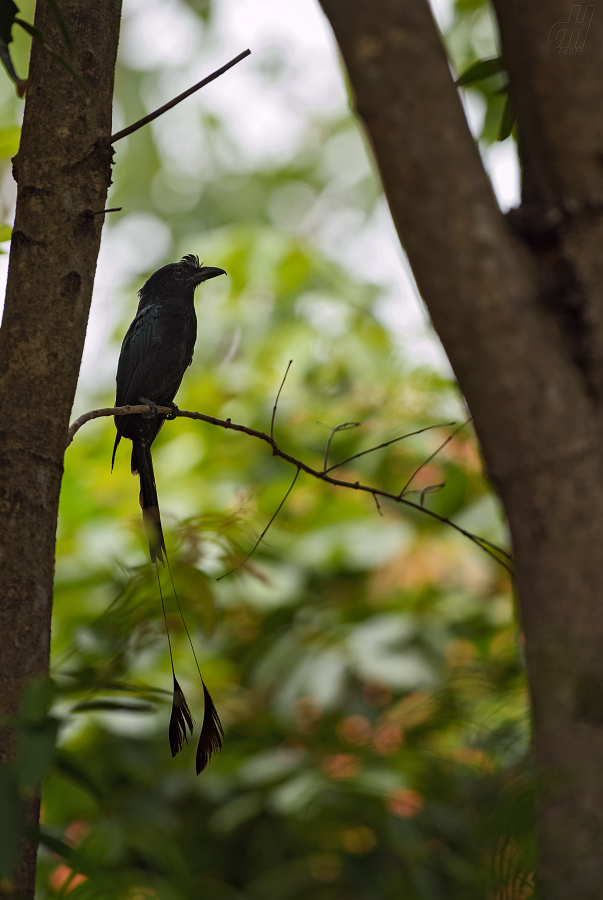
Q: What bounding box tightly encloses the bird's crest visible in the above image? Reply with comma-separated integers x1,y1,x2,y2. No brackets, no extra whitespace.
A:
180,254,201,270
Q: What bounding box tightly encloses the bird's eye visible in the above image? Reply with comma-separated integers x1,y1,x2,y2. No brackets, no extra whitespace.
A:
174,269,185,280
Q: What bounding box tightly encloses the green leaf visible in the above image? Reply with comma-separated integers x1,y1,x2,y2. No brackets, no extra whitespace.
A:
498,93,516,141
19,676,54,724
456,56,504,87
16,680,59,789
456,0,488,9
0,125,20,157
16,716,59,789
25,825,73,859
54,750,103,800
26,826,100,883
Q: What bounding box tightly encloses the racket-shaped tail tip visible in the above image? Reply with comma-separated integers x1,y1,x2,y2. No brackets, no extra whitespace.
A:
169,676,195,757
196,682,224,774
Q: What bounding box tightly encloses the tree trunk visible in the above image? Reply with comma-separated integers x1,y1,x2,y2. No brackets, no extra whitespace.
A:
319,0,603,897
0,0,122,893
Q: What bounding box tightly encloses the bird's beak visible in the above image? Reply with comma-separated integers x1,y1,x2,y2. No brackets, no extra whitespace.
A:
194,266,226,284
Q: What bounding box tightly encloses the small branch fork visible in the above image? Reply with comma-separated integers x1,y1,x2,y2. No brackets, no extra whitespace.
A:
66,401,513,575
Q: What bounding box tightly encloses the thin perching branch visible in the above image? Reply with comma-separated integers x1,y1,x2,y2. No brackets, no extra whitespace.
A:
66,404,513,573
110,50,251,143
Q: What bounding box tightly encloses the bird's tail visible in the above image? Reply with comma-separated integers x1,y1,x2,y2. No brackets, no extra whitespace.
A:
132,436,165,564
132,435,224,772
157,561,224,773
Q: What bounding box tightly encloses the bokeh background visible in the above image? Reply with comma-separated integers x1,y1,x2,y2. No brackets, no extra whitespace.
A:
0,1,535,897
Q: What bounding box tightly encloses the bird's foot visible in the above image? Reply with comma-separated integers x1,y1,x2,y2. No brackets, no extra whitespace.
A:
165,402,179,421
139,397,158,418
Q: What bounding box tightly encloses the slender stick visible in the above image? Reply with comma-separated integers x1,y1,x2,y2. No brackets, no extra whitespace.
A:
325,422,454,474
90,207,122,216
217,468,301,580
66,405,513,571
110,50,251,143
323,422,359,471
397,418,471,498
271,360,293,440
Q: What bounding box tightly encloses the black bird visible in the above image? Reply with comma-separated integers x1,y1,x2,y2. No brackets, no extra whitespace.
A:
113,253,226,773
113,254,225,559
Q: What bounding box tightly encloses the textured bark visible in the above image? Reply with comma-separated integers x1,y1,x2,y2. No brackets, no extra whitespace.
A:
318,0,603,897
491,8,603,894
0,0,122,895
493,0,603,399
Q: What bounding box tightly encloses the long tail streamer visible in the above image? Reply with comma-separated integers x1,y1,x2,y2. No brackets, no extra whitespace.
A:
154,553,224,772
156,565,196,756
164,556,224,772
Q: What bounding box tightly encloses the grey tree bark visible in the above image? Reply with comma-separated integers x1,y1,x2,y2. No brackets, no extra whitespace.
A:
0,0,122,895
318,1,603,897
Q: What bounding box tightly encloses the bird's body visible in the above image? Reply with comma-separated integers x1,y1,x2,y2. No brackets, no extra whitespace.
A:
115,297,196,441
113,254,225,561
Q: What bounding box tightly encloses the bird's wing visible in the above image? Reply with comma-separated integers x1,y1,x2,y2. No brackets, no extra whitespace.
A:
115,304,162,407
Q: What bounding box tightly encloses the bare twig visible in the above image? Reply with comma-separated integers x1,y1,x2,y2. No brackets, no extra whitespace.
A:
326,422,455,474
217,468,301,580
110,50,251,143
90,207,122,216
373,494,383,517
66,405,513,572
398,419,471,498
403,483,446,507
271,360,293,440
323,422,359,471
66,404,158,446
421,483,445,506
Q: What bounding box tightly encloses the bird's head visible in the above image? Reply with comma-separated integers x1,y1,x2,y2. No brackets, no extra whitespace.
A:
139,254,226,302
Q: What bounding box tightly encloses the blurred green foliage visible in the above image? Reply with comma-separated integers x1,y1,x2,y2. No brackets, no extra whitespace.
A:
449,0,514,144
0,0,535,897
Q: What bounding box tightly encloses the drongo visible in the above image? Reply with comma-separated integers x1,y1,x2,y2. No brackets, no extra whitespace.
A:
113,253,226,772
